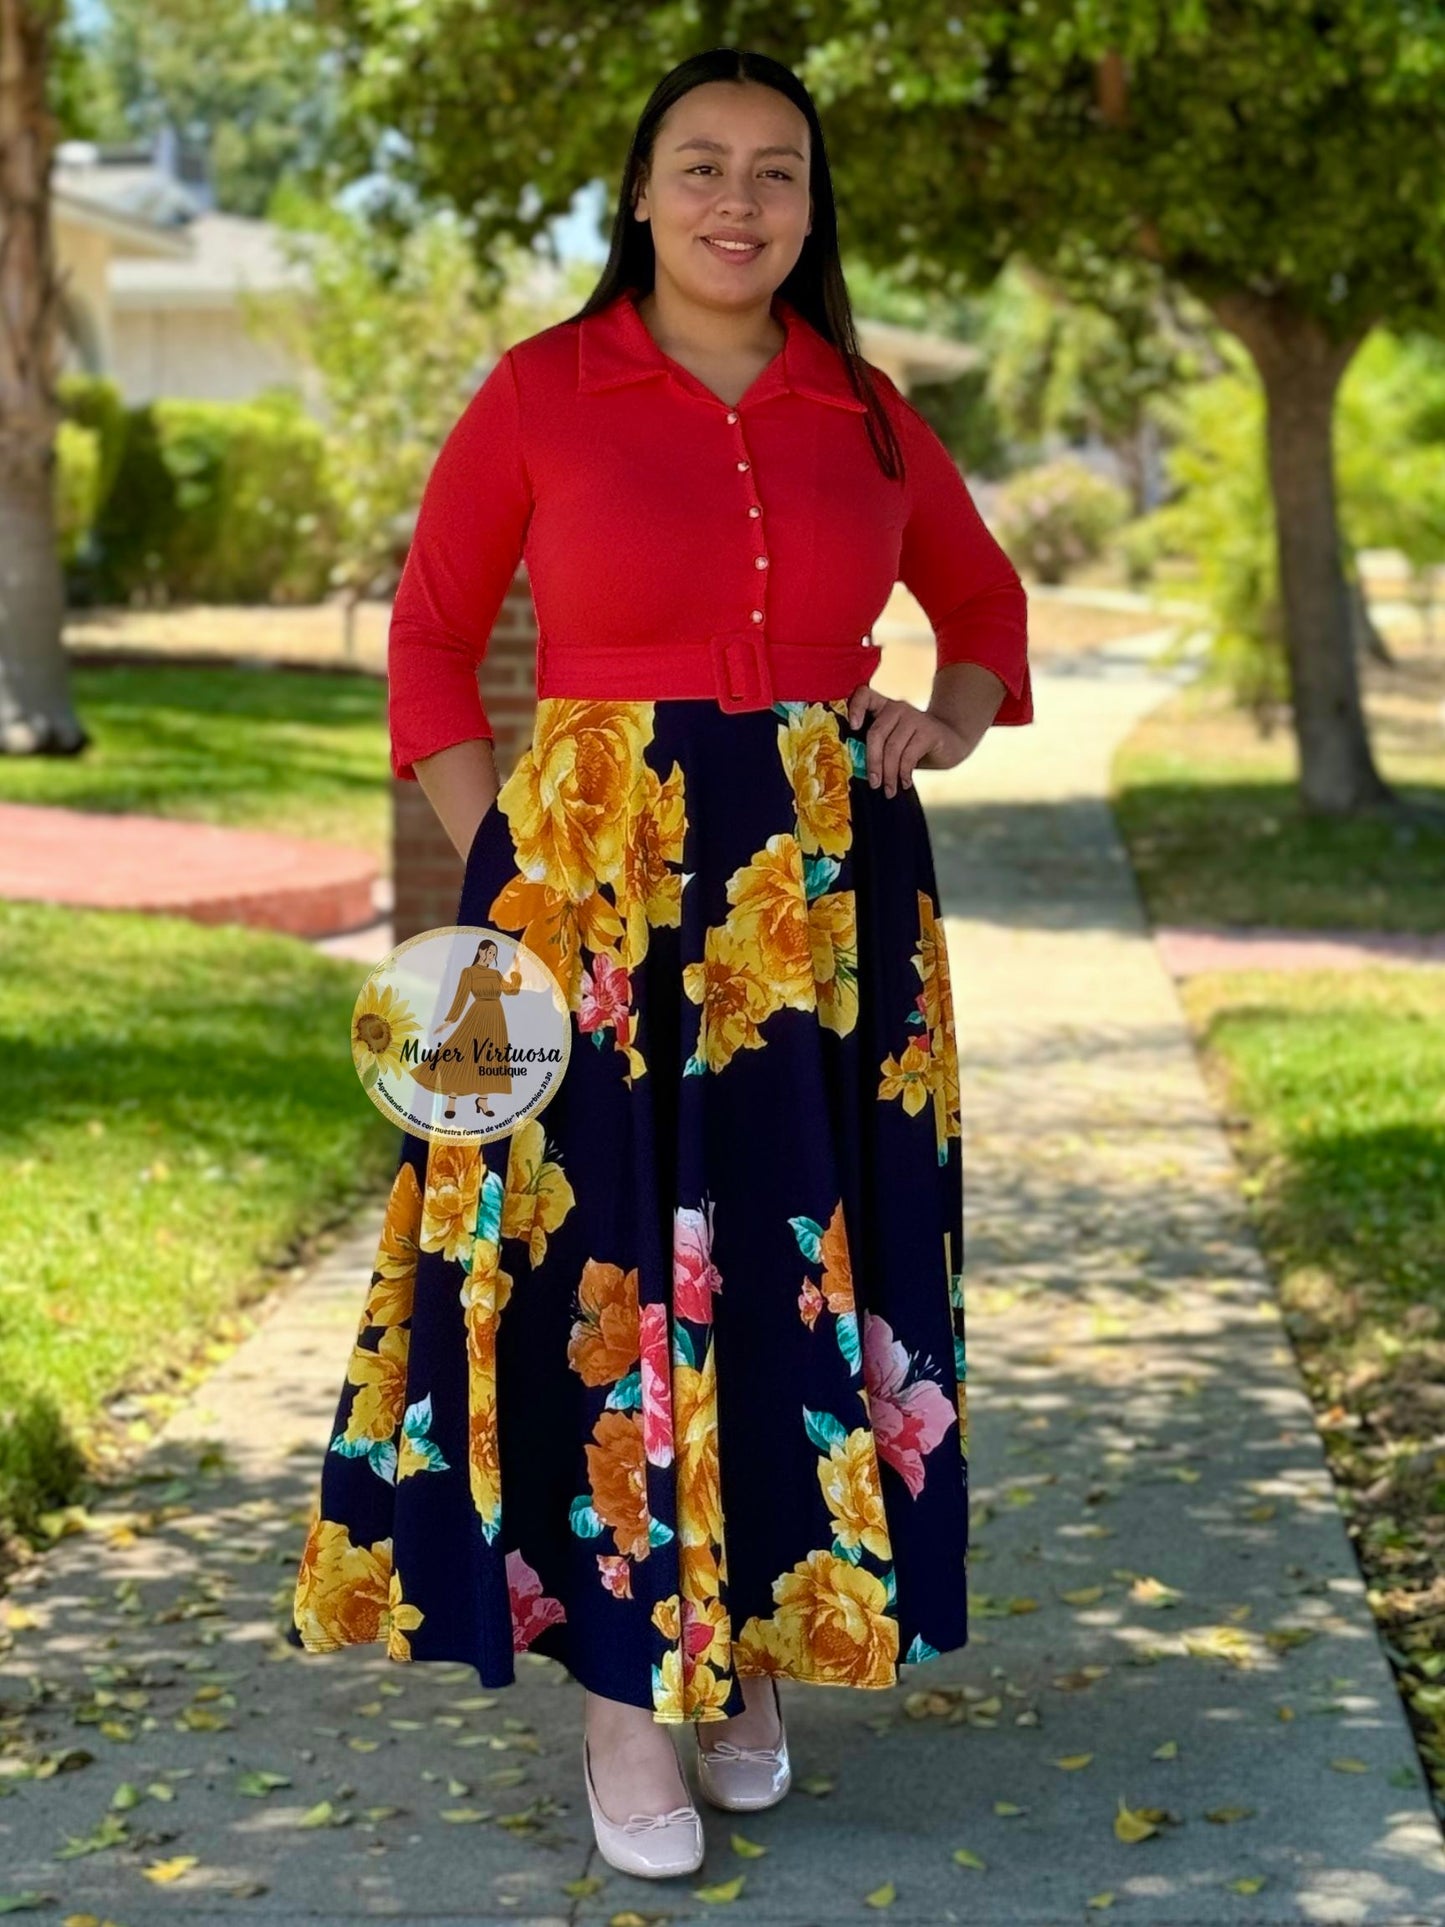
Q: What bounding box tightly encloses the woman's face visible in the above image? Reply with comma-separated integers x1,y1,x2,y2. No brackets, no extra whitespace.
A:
633,80,813,308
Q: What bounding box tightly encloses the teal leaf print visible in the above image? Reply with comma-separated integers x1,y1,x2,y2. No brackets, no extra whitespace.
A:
605,1368,642,1412
646,1515,675,1548
475,1168,506,1246
803,853,842,900
831,1536,863,1565
905,1632,942,1664
949,1268,965,1311
569,1495,606,1538
803,1406,849,1454
672,1321,698,1369
882,1566,898,1611
789,1215,826,1265
954,1335,968,1381
847,738,869,781
592,1031,609,1050
772,700,809,722
906,1006,928,1030
400,1394,450,1472
683,1052,706,1077
836,1310,861,1375
329,1433,398,1485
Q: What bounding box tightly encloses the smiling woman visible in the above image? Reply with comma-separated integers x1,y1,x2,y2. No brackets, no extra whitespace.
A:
286,43,1031,1883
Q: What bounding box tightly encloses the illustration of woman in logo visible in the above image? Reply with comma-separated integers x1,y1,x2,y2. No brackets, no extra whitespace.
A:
411,937,523,1120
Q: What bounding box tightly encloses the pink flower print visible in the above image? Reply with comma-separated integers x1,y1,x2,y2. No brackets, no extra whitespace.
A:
506,1548,567,1652
578,952,631,1038
863,1312,956,1499
639,1299,674,1468
597,1553,633,1599
798,1278,825,1329
673,1200,722,1325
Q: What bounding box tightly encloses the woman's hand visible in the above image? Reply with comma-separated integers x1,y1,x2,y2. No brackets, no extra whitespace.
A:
844,685,968,795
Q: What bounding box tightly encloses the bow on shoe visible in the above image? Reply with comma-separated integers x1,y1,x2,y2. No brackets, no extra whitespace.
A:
622,1804,699,1833
701,1738,784,1763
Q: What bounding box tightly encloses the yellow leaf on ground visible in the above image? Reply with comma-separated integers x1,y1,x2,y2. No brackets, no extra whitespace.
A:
1053,1753,1095,1771
142,1855,199,1883
1329,1758,1370,1774
1227,1876,1266,1894
1060,1586,1104,1606
952,1848,987,1871
1086,1894,1116,1911
694,1874,747,1903
1114,1800,1159,1843
730,1832,767,1857
1205,1805,1256,1824
863,1881,897,1906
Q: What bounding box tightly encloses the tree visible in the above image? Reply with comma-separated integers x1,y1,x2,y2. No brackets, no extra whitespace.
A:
0,0,81,762
311,0,1445,818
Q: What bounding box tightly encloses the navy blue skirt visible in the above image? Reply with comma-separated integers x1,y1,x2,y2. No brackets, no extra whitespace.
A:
288,695,968,1720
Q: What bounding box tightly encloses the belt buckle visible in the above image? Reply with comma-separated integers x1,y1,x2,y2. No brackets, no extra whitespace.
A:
708,629,775,712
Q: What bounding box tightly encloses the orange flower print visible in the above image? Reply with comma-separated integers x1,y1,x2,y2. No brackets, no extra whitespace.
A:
566,1258,640,1387
583,1409,652,1561
597,1554,633,1599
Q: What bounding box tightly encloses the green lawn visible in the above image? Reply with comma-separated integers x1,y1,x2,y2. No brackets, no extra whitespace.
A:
0,900,397,1548
0,660,391,866
1111,673,1445,932
1181,967,1445,1804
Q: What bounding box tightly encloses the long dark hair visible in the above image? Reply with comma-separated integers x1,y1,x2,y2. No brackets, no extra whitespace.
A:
568,48,905,484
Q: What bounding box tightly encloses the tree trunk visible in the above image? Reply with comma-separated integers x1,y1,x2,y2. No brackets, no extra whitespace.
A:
0,0,86,761
1210,292,1392,816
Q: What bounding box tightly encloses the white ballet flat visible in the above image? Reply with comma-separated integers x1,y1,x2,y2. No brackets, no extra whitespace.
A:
581,1734,705,1879
694,1676,792,1812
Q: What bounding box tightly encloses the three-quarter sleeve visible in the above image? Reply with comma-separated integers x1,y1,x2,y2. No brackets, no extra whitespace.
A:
892,389,1032,726
387,348,534,781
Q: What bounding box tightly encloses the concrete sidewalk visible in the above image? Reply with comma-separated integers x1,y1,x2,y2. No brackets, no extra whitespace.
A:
1,643,1442,1924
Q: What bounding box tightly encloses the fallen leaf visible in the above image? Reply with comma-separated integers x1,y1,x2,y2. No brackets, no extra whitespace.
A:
1060,1586,1104,1606
1329,1758,1370,1774
1114,1800,1159,1844
798,1772,835,1795
951,1848,987,1871
993,1800,1026,1816
1204,1805,1255,1824
1086,1895,1116,1911
730,1832,767,1858
142,1855,199,1884
694,1874,747,1903
1052,1753,1095,1771
561,1876,604,1897
863,1881,896,1906
1131,1577,1183,1609
1227,1876,1266,1894
1152,1740,1179,1760
1182,1626,1256,1667
440,1807,491,1822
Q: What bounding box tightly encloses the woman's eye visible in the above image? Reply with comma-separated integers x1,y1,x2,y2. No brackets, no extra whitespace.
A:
687,165,792,180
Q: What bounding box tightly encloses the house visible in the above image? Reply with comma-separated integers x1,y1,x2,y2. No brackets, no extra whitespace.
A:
50,132,978,414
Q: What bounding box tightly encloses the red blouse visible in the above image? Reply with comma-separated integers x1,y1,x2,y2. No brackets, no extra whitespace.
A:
388,286,1032,781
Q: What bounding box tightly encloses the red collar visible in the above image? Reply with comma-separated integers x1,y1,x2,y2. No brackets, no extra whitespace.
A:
577,285,867,412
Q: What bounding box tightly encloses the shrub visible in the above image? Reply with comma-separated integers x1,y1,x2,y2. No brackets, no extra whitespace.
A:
994,458,1131,583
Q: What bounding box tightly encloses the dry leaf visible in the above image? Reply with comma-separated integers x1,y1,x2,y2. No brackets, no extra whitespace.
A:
142,1855,199,1884
730,1832,767,1857
864,1881,897,1906
1329,1758,1370,1774
1053,1754,1095,1771
951,1848,987,1871
1114,1800,1159,1843
694,1874,746,1903
1204,1805,1255,1824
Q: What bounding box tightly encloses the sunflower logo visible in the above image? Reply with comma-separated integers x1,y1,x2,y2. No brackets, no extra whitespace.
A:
351,980,422,1090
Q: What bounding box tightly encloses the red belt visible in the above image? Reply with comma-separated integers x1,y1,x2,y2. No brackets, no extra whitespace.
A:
535,631,880,713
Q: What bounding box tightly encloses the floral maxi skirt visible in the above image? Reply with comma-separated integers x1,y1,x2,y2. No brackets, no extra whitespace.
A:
288,694,969,1721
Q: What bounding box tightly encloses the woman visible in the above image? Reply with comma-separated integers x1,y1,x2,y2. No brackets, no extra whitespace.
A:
288,46,1032,1882
410,937,523,1121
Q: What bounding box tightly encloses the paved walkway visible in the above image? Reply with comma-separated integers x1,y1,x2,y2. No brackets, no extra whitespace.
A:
2,645,1442,1924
